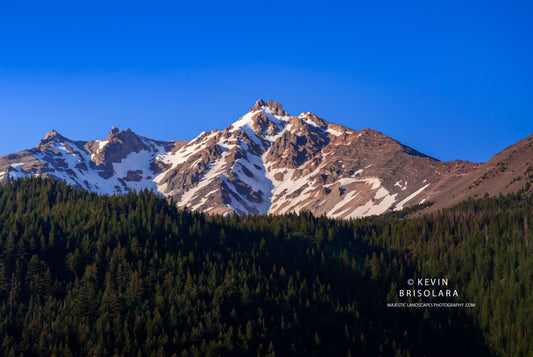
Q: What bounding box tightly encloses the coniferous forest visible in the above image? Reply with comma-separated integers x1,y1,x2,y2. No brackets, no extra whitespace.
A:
0,178,531,356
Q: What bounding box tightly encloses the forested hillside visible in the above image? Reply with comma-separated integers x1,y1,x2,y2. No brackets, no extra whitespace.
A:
0,178,531,356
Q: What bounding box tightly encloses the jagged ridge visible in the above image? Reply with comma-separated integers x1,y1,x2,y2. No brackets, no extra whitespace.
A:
0,99,497,218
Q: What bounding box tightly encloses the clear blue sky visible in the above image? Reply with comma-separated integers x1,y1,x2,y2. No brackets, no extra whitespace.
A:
1,0,532,162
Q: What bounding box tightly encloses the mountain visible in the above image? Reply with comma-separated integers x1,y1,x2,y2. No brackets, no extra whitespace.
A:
0,126,181,195
422,133,533,212
1,99,519,218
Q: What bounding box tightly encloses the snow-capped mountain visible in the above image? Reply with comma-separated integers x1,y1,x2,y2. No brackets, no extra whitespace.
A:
0,99,482,217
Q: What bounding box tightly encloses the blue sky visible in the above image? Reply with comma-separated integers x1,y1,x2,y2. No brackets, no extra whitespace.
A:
1,1,532,162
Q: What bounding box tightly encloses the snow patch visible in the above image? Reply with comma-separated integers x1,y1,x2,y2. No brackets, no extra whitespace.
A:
394,184,430,211
327,127,343,136
329,190,360,218
90,139,109,159
304,118,322,128
356,177,381,190
327,179,397,219
347,190,397,218
338,178,357,187
97,140,108,152
394,180,408,191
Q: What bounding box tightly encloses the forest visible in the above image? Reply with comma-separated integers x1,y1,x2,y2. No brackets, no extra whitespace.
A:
0,177,531,356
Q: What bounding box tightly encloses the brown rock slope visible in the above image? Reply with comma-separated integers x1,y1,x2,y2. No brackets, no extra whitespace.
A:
422,133,533,213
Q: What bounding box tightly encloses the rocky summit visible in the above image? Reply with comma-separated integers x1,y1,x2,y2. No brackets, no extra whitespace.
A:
1,99,531,218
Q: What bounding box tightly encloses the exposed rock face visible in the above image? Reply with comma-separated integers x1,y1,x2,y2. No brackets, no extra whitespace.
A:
2,99,523,218
83,128,153,179
249,99,288,117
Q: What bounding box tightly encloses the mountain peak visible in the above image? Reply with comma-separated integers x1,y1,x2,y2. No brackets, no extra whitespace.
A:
107,127,138,140
35,130,71,151
249,99,287,117
109,126,120,136
44,130,60,140
40,130,67,146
